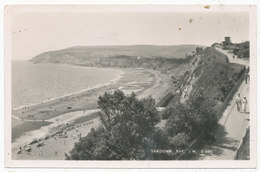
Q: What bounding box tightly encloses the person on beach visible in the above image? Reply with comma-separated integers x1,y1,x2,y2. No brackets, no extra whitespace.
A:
242,97,248,113
235,93,242,112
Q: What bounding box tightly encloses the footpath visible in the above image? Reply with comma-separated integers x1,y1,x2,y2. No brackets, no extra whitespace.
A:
199,48,250,160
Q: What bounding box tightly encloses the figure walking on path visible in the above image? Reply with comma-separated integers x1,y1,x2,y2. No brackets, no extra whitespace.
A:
242,96,248,113
235,93,242,112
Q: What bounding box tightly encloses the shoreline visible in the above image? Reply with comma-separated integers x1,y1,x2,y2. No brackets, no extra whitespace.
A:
12,69,127,121
12,110,102,160
11,67,167,129
12,67,173,160
12,69,125,111
12,109,99,149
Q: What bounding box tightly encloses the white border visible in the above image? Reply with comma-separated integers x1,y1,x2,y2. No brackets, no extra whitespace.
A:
1,2,259,170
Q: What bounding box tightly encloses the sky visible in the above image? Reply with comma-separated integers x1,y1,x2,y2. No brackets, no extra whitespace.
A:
6,6,249,60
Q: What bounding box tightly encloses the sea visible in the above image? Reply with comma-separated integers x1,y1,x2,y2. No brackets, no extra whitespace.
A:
12,61,123,109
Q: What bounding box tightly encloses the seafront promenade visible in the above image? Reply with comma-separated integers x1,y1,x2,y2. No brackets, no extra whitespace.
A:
200,48,250,160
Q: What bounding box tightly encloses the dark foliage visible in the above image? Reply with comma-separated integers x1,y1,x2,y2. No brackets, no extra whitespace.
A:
165,91,217,149
66,90,160,160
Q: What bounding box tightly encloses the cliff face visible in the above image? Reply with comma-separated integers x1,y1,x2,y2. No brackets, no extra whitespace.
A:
168,47,245,106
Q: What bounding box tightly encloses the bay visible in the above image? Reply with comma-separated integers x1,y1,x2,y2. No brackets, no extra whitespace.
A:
12,61,122,109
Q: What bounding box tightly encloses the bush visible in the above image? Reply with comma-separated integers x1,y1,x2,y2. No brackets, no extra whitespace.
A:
161,108,172,119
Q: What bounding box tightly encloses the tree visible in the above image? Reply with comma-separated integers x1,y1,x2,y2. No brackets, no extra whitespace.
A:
97,90,125,128
165,90,217,144
165,105,191,137
66,90,160,160
169,132,190,149
186,90,218,138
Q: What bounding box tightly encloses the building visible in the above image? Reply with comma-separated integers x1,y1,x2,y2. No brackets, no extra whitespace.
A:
222,37,236,50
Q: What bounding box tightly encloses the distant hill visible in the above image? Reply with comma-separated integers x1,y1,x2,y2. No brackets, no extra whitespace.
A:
30,45,199,64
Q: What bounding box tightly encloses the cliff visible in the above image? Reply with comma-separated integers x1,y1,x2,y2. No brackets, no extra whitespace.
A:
166,47,245,109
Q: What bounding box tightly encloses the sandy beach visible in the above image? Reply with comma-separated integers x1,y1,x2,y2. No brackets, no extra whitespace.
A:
12,68,173,160
13,111,102,160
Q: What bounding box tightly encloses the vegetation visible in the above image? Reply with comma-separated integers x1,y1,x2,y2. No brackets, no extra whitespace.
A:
233,41,250,58
66,89,218,160
192,63,245,102
166,91,217,140
66,90,160,160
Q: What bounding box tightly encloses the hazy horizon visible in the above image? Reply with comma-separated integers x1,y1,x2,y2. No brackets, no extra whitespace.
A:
6,5,249,60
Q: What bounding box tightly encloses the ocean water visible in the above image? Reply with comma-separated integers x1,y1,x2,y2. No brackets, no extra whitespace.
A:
12,61,123,109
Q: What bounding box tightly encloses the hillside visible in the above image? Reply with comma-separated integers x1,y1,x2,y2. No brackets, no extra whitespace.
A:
30,45,198,65
165,47,245,115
